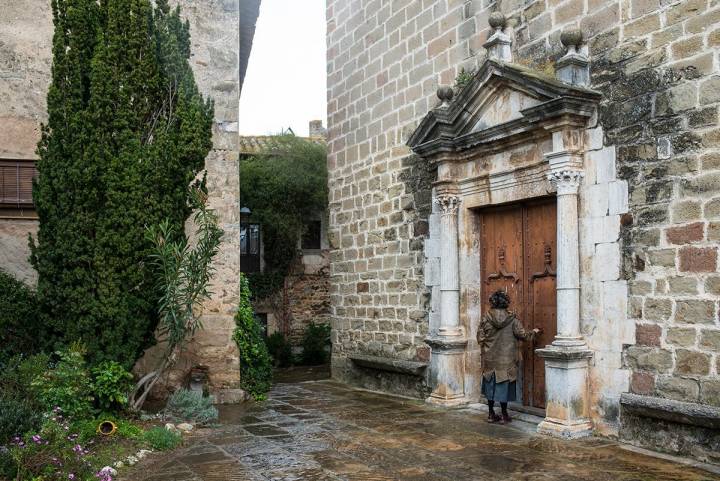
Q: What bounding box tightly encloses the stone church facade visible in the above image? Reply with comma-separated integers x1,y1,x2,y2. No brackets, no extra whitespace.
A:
327,0,720,460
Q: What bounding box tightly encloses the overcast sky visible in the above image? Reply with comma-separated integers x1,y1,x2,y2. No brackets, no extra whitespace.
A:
238,0,327,137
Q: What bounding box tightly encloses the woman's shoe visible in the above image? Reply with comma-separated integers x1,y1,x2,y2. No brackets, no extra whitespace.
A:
501,413,512,424
487,412,501,423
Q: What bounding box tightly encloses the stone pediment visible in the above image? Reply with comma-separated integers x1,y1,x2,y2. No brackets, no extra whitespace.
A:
407,60,601,158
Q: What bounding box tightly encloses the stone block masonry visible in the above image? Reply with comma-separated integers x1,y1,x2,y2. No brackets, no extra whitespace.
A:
136,0,242,395
327,0,720,460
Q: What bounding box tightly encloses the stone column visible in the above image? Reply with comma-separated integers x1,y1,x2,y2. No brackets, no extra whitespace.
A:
437,194,462,337
426,192,467,406
552,171,584,347
537,170,593,438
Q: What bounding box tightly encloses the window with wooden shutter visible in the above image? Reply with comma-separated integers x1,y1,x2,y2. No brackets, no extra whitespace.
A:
0,159,38,219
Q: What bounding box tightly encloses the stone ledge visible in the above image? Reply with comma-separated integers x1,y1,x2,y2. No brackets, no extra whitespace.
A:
620,393,720,430
424,336,468,351
349,354,428,376
535,346,593,361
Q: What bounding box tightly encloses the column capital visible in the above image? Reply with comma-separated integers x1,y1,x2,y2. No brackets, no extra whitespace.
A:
548,170,584,195
434,194,461,215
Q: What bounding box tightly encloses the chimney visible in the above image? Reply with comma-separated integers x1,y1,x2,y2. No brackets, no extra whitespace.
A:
483,12,512,62
309,120,327,139
555,28,590,87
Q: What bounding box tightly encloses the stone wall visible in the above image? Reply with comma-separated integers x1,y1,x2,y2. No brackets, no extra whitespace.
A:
0,0,242,396
135,0,241,395
327,0,720,450
256,269,332,346
0,0,52,281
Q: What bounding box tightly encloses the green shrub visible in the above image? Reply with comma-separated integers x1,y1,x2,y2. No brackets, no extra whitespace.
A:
300,322,331,366
0,353,50,401
234,275,273,400
91,360,134,412
0,396,41,444
0,270,45,365
0,448,16,480
31,346,94,420
164,389,218,426
0,354,48,445
141,427,182,451
265,332,294,367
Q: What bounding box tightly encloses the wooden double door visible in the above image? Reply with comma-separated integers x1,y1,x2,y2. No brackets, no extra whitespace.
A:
480,199,557,409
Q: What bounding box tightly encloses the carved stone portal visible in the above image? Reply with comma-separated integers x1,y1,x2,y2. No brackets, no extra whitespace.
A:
408,58,601,437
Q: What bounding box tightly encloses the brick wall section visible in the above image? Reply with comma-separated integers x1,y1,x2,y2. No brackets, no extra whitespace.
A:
286,271,332,345
327,0,720,415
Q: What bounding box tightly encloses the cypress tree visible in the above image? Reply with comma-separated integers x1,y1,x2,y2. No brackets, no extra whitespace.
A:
31,0,213,368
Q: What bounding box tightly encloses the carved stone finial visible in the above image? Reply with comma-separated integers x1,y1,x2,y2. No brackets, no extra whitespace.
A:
484,12,512,62
488,12,506,31
560,28,583,53
556,27,589,86
437,86,454,107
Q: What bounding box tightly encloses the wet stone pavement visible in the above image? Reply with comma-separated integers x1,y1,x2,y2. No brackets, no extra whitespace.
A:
123,379,720,481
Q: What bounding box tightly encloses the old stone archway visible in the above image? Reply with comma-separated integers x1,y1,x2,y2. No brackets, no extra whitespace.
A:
408,29,603,438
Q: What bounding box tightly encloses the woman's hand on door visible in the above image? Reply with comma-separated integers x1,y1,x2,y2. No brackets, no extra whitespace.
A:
532,328,543,341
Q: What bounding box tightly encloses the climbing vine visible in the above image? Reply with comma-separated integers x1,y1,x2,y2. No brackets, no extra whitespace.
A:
233,275,273,400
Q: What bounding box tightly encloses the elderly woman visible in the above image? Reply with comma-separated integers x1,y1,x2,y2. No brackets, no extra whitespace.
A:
477,290,540,424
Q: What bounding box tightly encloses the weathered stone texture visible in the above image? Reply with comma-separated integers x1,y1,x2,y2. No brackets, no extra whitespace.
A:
0,219,38,284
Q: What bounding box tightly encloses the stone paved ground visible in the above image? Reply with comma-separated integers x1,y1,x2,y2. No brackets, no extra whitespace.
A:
122,379,720,481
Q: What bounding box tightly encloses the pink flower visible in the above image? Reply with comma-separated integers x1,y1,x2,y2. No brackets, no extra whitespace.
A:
68,474,76,480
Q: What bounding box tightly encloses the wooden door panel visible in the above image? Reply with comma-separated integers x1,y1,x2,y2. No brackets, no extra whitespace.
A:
481,207,524,323
525,202,557,409
480,200,556,410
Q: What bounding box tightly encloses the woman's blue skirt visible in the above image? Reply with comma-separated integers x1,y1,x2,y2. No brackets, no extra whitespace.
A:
481,372,516,403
